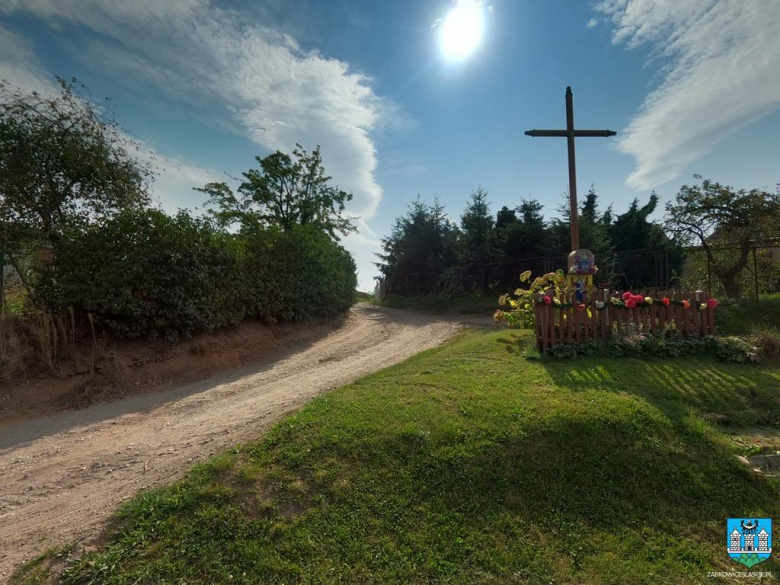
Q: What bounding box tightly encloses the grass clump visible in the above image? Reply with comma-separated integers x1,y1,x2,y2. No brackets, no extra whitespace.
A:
717,294,780,335
59,329,780,584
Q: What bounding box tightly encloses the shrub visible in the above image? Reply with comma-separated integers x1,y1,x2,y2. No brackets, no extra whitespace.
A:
546,334,763,363
38,209,356,340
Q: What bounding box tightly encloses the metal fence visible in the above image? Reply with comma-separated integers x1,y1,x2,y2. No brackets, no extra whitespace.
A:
384,243,780,300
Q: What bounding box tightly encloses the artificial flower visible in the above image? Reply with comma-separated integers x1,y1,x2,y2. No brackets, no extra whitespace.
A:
595,300,605,309
622,291,633,301
699,303,707,310
577,303,586,310
542,295,552,306
682,300,691,309
625,298,637,309
707,298,719,309
644,296,653,305
662,297,671,306
633,294,644,304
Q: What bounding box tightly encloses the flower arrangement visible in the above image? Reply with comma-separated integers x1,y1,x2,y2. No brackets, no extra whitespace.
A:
601,291,718,310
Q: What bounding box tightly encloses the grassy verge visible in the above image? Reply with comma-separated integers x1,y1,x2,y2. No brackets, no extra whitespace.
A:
717,294,780,335
47,329,780,584
354,290,375,304
379,295,499,315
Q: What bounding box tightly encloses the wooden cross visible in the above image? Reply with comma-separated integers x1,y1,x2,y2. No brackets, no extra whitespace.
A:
525,86,616,252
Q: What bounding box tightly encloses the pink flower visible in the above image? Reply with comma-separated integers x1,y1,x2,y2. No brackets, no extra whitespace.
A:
662,297,671,306
543,295,552,305
577,303,586,310
633,294,644,304
622,291,633,301
625,298,637,309
682,300,691,309
707,298,719,309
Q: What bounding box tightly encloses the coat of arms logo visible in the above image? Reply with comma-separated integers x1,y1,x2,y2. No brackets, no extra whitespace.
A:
727,518,772,568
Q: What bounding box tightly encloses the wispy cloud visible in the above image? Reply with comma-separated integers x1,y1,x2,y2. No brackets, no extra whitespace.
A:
1,0,400,287
595,0,780,190
0,0,393,222
0,23,57,95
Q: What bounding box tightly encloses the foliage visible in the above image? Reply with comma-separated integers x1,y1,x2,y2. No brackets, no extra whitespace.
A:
665,176,780,298
547,334,763,363
379,293,498,315
494,270,567,328
376,196,458,288
496,198,548,259
38,208,356,340
0,78,151,248
679,245,780,300
457,187,500,265
57,328,780,584
378,185,686,298
196,144,356,240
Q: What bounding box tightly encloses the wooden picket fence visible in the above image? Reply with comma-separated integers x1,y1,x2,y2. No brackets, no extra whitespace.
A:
533,290,717,352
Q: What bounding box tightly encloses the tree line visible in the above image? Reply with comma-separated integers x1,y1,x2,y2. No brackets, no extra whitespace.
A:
377,179,780,298
0,79,357,339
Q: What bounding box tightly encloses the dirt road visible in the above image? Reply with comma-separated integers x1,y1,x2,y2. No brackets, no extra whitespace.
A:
0,305,471,579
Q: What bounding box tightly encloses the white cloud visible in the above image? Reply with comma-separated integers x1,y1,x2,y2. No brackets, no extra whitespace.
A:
0,27,221,218
595,0,780,190
0,23,57,95
2,0,396,287
585,18,598,29
142,149,222,214
0,0,392,223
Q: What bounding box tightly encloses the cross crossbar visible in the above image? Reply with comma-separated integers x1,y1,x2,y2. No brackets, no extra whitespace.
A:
525,86,616,252
525,129,617,138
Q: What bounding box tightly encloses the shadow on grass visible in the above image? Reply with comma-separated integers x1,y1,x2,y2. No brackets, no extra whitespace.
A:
541,357,780,428
58,329,780,583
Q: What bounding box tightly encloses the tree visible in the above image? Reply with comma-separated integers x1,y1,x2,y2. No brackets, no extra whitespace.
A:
0,78,152,246
376,196,457,286
497,198,549,259
665,176,780,297
549,188,611,258
196,144,356,240
458,187,500,265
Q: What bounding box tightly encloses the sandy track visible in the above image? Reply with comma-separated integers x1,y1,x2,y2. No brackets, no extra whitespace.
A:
0,305,468,579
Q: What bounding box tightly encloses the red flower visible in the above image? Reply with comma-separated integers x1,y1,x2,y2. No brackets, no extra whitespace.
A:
707,298,719,309
622,291,633,301
577,303,586,310
543,295,552,305
662,297,671,306
625,298,637,309
633,294,644,304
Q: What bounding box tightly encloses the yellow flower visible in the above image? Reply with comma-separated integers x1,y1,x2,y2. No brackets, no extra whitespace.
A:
645,297,653,305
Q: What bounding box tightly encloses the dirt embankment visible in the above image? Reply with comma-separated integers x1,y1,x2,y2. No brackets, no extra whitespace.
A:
0,304,471,580
1,313,349,423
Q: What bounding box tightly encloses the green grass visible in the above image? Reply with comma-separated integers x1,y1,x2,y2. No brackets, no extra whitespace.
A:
57,329,780,584
354,290,375,304
380,294,499,315
717,294,780,335
11,544,76,585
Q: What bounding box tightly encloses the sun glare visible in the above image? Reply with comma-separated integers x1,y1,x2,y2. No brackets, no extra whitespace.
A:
439,1,485,61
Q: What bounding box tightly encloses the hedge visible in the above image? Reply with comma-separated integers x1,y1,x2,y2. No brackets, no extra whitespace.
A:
39,209,356,340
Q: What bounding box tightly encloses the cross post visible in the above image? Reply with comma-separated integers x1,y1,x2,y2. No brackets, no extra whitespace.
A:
525,86,616,252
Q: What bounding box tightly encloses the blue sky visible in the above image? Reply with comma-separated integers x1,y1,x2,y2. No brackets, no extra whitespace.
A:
2,0,779,290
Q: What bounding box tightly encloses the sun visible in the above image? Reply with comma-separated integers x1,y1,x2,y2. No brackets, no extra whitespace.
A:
439,1,485,61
